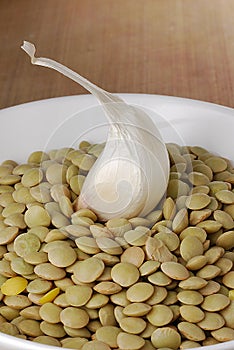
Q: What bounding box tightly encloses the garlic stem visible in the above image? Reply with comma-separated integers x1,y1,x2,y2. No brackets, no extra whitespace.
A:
21,41,124,124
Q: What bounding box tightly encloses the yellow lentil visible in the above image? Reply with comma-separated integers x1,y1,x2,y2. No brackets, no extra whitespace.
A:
39,288,60,304
1,277,28,296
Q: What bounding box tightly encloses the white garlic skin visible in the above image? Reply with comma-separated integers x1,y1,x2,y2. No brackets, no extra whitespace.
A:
78,104,170,221
20,41,170,220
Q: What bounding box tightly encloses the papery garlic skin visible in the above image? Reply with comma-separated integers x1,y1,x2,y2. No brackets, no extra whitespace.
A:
21,41,170,220
79,101,170,220
78,112,169,220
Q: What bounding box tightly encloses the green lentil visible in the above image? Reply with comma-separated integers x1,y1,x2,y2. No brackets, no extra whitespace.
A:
0,142,234,350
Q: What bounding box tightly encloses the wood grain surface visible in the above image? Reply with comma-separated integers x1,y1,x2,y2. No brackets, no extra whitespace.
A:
0,0,234,109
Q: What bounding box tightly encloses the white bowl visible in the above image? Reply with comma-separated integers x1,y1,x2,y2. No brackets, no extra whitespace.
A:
0,94,233,350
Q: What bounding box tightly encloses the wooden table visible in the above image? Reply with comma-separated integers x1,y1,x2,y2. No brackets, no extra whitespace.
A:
0,0,234,110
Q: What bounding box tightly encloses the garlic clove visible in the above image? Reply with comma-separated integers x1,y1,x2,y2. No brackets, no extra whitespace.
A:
21,41,170,220
79,133,169,220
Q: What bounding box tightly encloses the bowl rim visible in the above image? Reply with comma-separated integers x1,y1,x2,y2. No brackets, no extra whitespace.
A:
1,93,234,113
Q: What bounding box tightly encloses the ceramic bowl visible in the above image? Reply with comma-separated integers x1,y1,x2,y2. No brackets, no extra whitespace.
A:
0,94,233,350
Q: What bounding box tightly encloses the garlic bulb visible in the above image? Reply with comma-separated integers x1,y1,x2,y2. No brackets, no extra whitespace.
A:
21,41,170,220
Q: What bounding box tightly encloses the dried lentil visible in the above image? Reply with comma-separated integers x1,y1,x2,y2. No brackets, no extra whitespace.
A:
0,142,234,350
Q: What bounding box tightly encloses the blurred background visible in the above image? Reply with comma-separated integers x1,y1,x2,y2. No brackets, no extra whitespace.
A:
0,0,233,109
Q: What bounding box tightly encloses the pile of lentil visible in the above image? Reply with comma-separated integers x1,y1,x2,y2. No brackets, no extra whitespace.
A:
0,141,234,350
